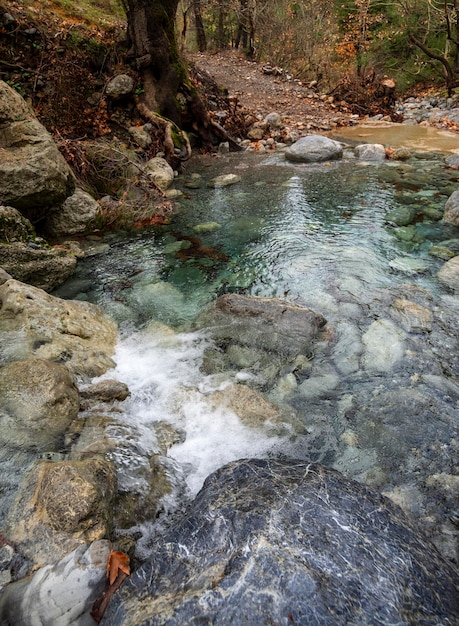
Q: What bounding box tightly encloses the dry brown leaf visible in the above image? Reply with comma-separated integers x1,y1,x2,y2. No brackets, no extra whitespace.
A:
106,550,130,586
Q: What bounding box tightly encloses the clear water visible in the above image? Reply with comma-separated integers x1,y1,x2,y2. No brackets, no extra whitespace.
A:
54,149,459,559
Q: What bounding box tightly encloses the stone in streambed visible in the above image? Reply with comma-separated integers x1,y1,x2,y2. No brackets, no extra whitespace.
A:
0,540,111,625
437,255,459,291
285,135,343,163
0,358,79,450
101,458,459,626
362,318,405,371
0,279,117,377
207,174,241,188
196,293,327,359
4,458,116,569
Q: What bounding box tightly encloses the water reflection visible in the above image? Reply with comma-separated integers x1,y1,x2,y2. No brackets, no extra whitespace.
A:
50,150,459,561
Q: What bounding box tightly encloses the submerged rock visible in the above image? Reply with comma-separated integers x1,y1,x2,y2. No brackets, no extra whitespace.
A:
362,318,405,371
196,293,327,358
285,135,343,163
207,173,241,188
101,458,459,626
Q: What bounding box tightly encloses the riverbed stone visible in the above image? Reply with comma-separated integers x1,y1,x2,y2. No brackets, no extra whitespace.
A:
354,143,386,161
0,279,117,377
43,188,99,237
362,318,405,371
0,540,111,625
390,297,433,333
445,154,459,169
443,189,459,226
437,255,459,291
196,293,327,359
0,80,74,222
4,458,116,568
207,173,241,188
143,156,174,191
0,241,77,291
0,358,79,450
386,205,416,226
79,379,130,405
285,134,343,163
206,383,281,428
101,458,459,626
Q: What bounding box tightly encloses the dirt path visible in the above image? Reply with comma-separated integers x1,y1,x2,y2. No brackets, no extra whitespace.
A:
190,50,355,133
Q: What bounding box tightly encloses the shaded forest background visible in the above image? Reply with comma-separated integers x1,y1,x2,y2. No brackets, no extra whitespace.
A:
1,0,458,141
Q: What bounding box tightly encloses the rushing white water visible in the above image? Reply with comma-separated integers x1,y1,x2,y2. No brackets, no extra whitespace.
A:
105,328,295,496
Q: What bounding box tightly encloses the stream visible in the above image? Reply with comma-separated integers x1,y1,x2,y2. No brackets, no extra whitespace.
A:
55,140,459,561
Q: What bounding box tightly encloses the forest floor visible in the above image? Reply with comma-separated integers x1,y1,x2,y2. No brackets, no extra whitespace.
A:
190,50,370,135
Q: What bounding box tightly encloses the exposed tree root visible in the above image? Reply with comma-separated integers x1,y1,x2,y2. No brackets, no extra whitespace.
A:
136,100,192,162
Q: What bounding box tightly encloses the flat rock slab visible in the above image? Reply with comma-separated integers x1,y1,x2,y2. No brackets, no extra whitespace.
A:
196,293,327,358
102,459,459,626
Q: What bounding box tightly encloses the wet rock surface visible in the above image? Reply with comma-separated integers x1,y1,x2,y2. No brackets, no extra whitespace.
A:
4,458,116,569
196,293,327,358
102,458,459,626
0,279,117,377
0,358,79,450
0,540,111,626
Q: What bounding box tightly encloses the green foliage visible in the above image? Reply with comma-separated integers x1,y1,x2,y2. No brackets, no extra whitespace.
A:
39,0,125,26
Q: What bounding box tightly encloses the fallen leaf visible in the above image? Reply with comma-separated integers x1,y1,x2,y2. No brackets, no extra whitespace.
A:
106,550,130,586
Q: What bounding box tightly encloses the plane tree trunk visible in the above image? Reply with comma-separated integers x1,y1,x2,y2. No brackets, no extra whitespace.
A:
121,0,238,157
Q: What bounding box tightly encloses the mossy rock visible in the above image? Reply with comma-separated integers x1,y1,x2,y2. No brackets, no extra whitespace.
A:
0,205,36,243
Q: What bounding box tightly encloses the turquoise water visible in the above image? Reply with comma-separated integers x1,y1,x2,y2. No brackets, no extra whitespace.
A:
54,149,459,561
57,151,457,327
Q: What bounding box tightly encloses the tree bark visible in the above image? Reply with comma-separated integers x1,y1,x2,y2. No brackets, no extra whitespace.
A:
193,0,207,52
121,0,240,157
123,0,183,122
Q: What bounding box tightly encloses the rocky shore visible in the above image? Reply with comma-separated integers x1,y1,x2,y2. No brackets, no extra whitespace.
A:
1,76,459,625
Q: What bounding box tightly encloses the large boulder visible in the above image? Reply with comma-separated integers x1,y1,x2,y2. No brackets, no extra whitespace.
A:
0,279,118,377
4,458,116,568
285,135,343,163
0,205,78,290
196,293,327,358
443,189,459,226
101,459,459,625
0,80,74,222
0,205,35,242
43,188,99,237
0,358,79,450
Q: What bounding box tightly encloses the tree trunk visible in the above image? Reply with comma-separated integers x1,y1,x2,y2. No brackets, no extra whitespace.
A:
121,0,240,157
123,0,183,123
193,0,207,52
